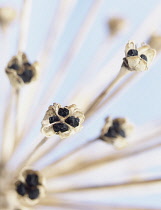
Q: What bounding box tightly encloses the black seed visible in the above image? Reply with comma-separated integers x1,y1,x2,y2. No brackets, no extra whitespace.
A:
53,123,69,133
18,70,33,83
113,121,126,138
140,54,147,61
118,129,126,138
113,121,120,129
23,62,32,67
49,115,60,124
27,188,39,200
16,182,27,196
26,174,39,187
127,49,138,57
105,127,118,138
8,64,20,71
58,108,69,117
65,116,80,127
113,122,121,133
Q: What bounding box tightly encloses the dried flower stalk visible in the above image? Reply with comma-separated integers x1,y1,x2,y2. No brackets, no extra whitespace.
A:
49,177,161,193
42,137,99,177
48,128,161,178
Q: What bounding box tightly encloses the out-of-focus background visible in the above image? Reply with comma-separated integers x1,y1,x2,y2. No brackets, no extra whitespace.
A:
1,0,161,123
0,0,161,209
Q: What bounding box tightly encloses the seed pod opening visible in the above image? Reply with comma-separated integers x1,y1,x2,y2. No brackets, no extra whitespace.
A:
15,169,45,206
5,52,38,89
101,117,133,149
41,103,85,139
122,41,156,72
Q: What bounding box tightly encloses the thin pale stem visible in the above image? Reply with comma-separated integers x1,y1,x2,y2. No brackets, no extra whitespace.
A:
40,198,93,210
1,88,13,163
1,88,20,163
18,0,32,52
67,35,114,104
39,198,156,210
17,136,48,173
37,0,78,69
1,27,8,65
48,129,161,178
13,89,20,150
97,73,137,111
50,177,161,193
29,136,65,165
85,67,128,118
42,137,99,177
0,28,9,127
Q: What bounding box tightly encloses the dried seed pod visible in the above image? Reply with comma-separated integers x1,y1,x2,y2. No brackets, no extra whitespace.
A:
15,169,45,206
148,34,161,52
5,52,38,89
0,7,16,30
41,103,85,139
100,117,133,149
108,17,126,36
122,41,156,72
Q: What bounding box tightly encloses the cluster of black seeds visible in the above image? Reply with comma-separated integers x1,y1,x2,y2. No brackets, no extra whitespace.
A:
127,49,147,61
8,62,34,83
105,120,126,138
49,108,80,133
16,173,40,200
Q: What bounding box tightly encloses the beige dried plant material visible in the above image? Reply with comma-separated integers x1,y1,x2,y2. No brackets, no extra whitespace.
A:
148,34,161,52
101,117,133,149
41,103,85,139
122,41,156,72
1,190,33,210
15,169,46,207
0,165,31,210
108,17,126,35
0,7,16,29
5,52,38,89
